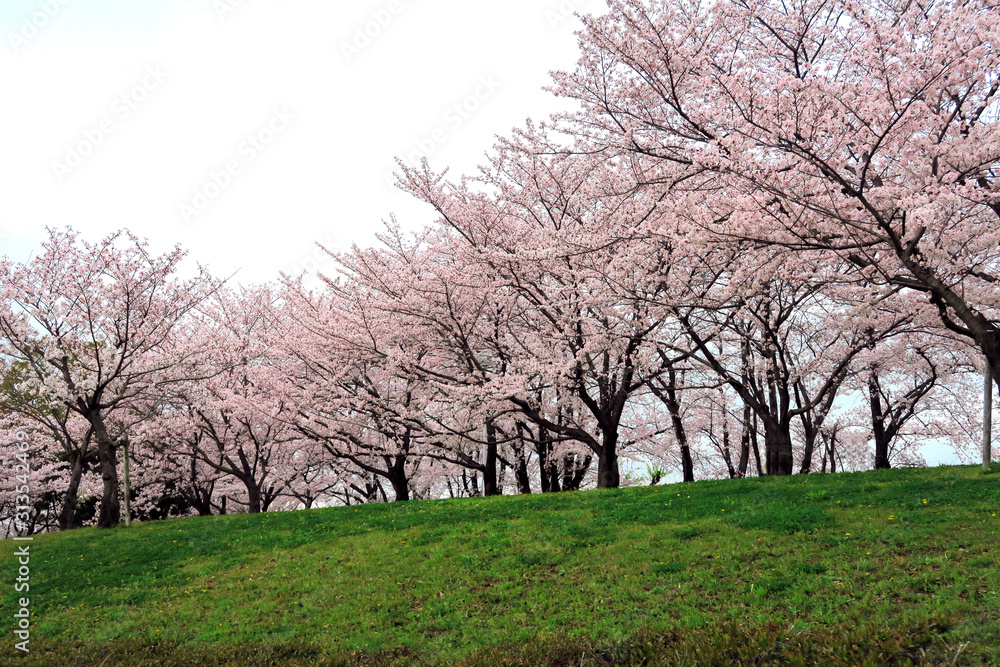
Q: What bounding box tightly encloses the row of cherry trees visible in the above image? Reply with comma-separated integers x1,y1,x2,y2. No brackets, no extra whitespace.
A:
2,0,997,533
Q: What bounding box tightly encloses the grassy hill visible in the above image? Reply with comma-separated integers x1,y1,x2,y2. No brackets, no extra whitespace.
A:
2,465,998,666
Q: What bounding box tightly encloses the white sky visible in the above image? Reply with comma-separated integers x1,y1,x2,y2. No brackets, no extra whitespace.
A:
0,0,601,282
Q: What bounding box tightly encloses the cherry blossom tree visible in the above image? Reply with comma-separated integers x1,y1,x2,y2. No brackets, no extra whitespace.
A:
395,132,688,489
865,340,944,469
550,0,1000,394
1,359,97,529
844,333,986,467
4,0,997,525
0,414,101,535
129,430,228,518
278,277,436,503
146,285,305,514
0,228,216,527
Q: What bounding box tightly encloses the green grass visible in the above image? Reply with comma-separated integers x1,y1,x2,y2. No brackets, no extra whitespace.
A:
2,465,999,665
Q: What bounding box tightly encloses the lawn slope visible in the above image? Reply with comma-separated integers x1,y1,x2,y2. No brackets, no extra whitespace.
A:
2,465,999,666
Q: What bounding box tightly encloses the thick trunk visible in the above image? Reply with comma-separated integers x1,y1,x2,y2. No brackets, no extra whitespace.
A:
483,422,499,497
596,435,620,489
388,457,410,502
91,415,121,529
763,419,794,476
245,482,262,514
680,445,695,482
57,451,85,531
390,475,410,502
548,462,562,492
873,437,892,470
537,438,551,493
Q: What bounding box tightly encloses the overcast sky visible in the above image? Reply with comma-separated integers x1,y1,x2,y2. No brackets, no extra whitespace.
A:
0,0,600,282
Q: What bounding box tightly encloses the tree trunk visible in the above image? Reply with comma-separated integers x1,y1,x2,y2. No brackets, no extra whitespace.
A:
388,456,410,502
596,435,620,488
763,419,794,476
668,395,693,481
799,424,817,474
246,481,262,514
659,369,694,482
719,414,737,479
536,424,559,493
562,453,591,491
191,458,215,516
57,451,85,531
483,422,499,496
750,413,763,476
261,484,279,512
873,437,891,470
91,415,121,529
122,437,132,526
512,438,532,495
389,472,410,502
680,444,695,482
737,403,752,478
869,371,892,470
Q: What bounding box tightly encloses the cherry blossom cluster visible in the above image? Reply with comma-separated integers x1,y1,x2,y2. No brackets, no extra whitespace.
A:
2,0,997,531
